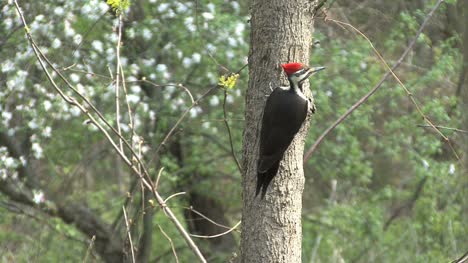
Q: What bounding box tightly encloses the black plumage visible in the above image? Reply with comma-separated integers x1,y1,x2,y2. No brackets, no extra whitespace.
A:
256,86,308,198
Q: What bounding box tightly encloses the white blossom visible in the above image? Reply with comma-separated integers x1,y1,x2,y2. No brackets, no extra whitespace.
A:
70,106,81,116
235,23,245,36
209,95,220,106
449,164,455,174
73,34,83,45
64,20,76,37
156,64,167,72
226,94,234,104
70,73,80,83
226,50,235,59
142,28,152,40
189,106,202,118
207,3,215,13
192,53,201,63
1,111,12,126
184,17,196,32
1,60,14,72
142,58,155,67
33,190,45,204
31,142,43,159
19,156,27,166
228,37,237,47
422,159,429,169
28,120,39,129
3,18,13,30
43,100,52,111
182,57,193,67
130,85,141,94
158,3,170,12
52,38,62,49
175,2,188,13
42,126,52,137
35,14,45,22
126,94,140,104
202,122,210,129
54,6,64,16
202,12,214,20
92,40,104,53
149,110,156,121
231,2,240,11
4,157,15,168
98,2,108,12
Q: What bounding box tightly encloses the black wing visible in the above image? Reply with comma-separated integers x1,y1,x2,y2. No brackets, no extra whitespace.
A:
256,88,308,198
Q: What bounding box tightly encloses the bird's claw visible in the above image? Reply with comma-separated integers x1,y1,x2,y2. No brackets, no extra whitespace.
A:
308,99,316,114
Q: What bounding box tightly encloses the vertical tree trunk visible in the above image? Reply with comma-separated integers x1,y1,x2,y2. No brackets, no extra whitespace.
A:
240,1,318,262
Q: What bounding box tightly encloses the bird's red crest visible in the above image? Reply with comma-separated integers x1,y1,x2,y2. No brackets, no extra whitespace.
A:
281,62,304,75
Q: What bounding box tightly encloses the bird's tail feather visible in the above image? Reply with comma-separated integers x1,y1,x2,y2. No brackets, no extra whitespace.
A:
256,161,280,199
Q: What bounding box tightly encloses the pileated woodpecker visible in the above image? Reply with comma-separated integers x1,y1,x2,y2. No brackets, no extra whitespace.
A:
256,62,325,198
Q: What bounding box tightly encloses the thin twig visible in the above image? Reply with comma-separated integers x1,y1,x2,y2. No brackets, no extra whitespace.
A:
304,0,451,161
164,192,186,203
82,235,96,263
133,80,195,104
154,167,165,190
190,220,241,239
123,206,136,263
154,64,248,155
61,67,112,80
115,14,124,152
417,124,468,134
223,89,242,173
158,225,180,263
154,85,217,154
185,206,240,231
120,63,137,162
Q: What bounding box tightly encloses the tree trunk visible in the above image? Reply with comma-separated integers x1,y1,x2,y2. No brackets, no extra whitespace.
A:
240,1,318,262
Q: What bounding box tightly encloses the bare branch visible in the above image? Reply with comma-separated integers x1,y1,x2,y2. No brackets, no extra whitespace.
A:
158,225,180,263
115,13,124,152
418,124,468,134
304,0,451,161
82,235,96,263
185,206,240,231
190,220,241,239
223,89,242,173
123,206,136,263
164,192,186,203
453,251,468,263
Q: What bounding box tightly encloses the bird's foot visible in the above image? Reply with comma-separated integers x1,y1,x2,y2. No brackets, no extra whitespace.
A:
308,99,316,114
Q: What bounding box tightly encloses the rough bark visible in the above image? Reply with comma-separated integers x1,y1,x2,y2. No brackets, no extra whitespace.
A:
240,1,318,262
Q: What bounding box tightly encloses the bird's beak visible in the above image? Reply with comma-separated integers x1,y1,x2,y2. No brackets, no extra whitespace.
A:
310,66,326,74
299,66,325,82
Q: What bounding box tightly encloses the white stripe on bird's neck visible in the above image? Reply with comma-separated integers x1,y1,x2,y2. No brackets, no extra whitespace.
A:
280,80,307,101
